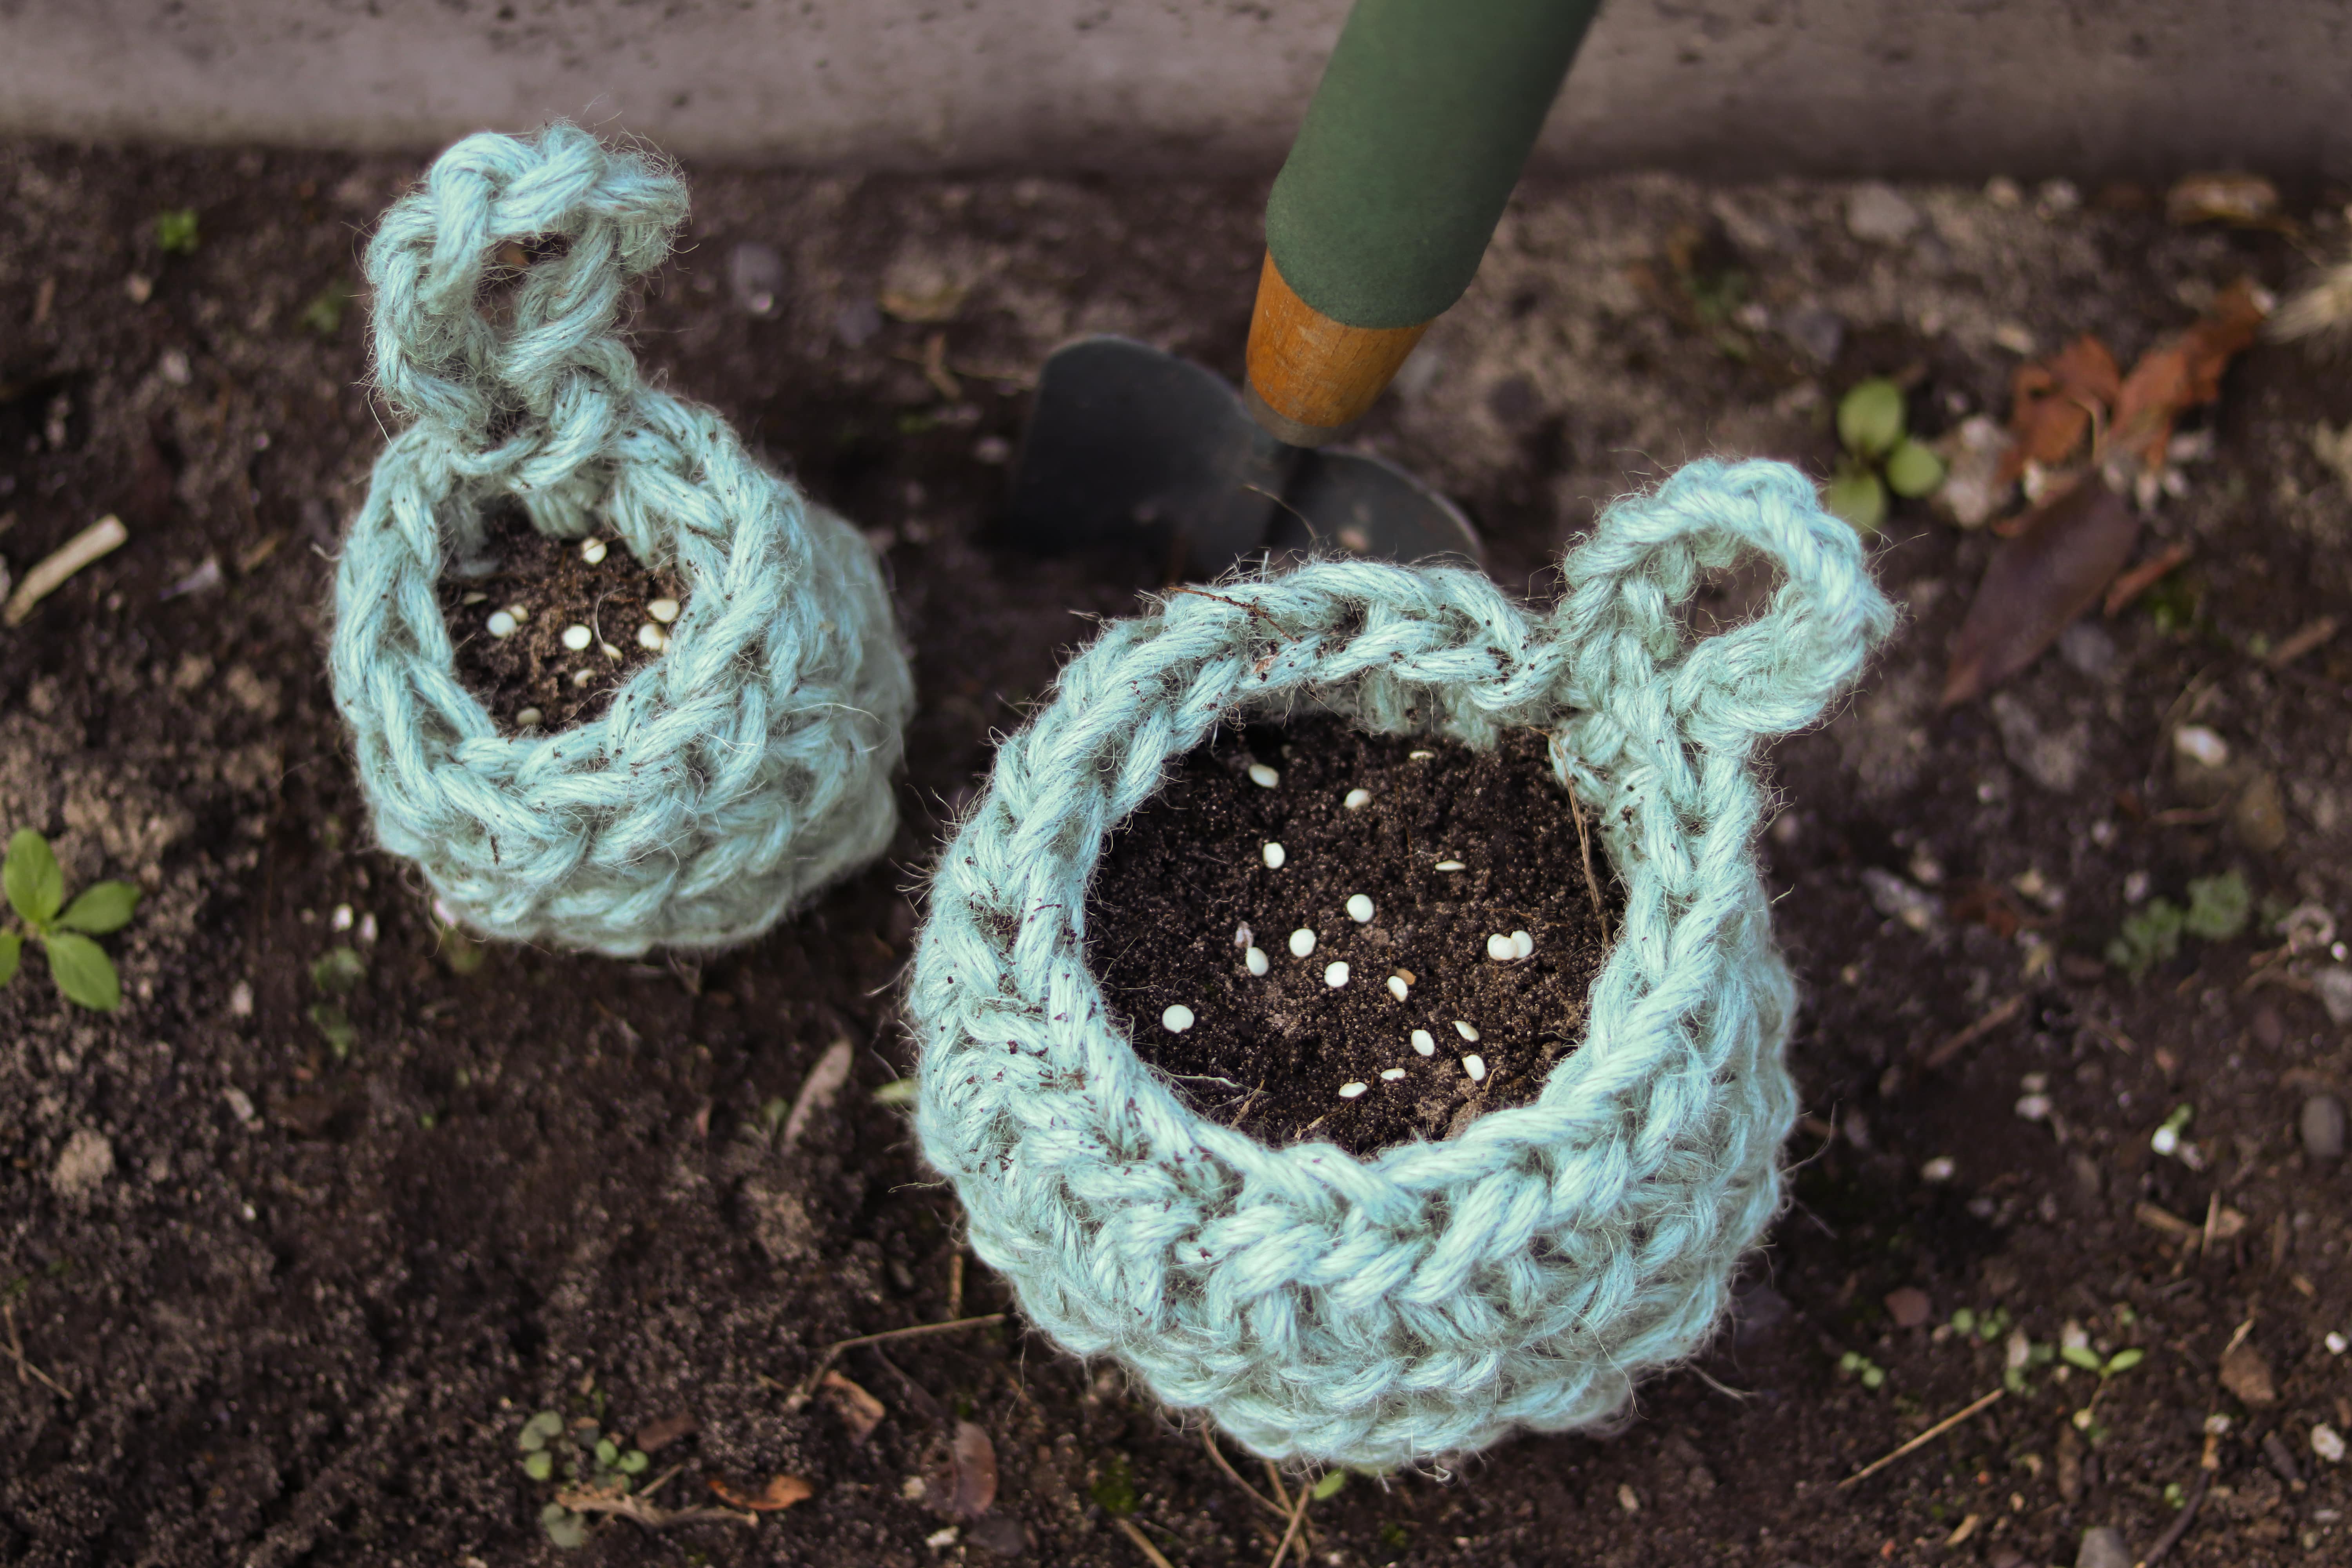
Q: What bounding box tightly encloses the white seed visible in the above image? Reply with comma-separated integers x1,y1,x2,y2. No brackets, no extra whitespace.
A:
1262,841,1286,869
1453,1020,1480,1042
1463,1053,1487,1083
330,903,353,932
1385,975,1409,1002
1234,923,1253,948
1346,894,1374,923
1248,762,1280,788
580,538,608,564
358,912,378,944
571,668,594,687
461,591,488,606
1289,928,1317,958
1324,961,1349,988
1511,930,1534,960
1245,946,1269,976
1487,933,1517,961
1338,1082,1367,1100
1161,1004,1196,1033
561,622,593,651
636,622,668,652
648,597,681,624
1408,750,1434,760
1920,1155,1956,1182
1411,1029,1436,1056
505,603,530,622
517,707,543,728
1379,1067,1407,1081
1436,860,1466,872
1343,788,1372,811
601,638,623,661
486,610,518,638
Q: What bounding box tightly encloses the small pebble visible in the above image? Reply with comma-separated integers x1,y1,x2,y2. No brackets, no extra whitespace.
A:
2173,724,2230,769
2315,1424,2347,1464
1920,1156,1956,1182
1386,975,1410,1002
561,623,593,652
1245,946,1269,976
486,610,519,638
1463,1054,1487,1083
1161,1004,1195,1034
1289,928,1317,958
1411,1029,1436,1056
648,597,680,624
580,538,608,564
330,903,353,932
1453,1020,1480,1042
1511,930,1534,960
2302,1094,2347,1160
1380,1067,1406,1082
228,980,254,1017
1346,894,1374,923
2016,1094,2053,1122
358,913,377,943
1487,933,1518,961
1343,788,1372,811
1436,860,1466,872
571,668,594,687
2327,1332,2347,1356
1234,923,1253,948
517,707,543,728
1324,962,1350,989
637,622,668,652
1338,1082,1367,1100
1248,762,1280,788
1262,842,1286,869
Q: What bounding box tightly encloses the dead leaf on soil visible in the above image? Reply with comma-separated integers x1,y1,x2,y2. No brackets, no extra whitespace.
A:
2001,335,2120,480
633,1411,700,1454
820,1370,887,1443
1942,479,2140,706
1884,1287,1932,1329
708,1473,816,1512
925,1420,998,1520
2220,1339,2278,1406
2106,280,2268,467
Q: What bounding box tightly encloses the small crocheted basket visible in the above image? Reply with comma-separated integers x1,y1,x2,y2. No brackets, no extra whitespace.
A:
909,459,1891,1467
329,127,912,956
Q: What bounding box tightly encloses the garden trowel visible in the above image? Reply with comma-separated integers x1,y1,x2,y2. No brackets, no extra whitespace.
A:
1005,0,1603,578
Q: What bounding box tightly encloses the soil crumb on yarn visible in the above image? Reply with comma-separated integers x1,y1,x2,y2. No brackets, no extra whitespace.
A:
435,503,687,730
1089,714,1618,1158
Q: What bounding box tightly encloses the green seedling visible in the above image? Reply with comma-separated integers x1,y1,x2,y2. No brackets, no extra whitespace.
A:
2106,870,2250,976
2182,871,2250,940
1949,1305,2013,1343
2151,1103,2195,1157
1,830,139,1012
518,1407,649,1550
1089,1454,1138,1517
872,1078,918,1107
1837,1350,1887,1390
1311,1469,1350,1501
155,208,200,256
1825,378,1944,532
299,278,354,336
308,944,366,1058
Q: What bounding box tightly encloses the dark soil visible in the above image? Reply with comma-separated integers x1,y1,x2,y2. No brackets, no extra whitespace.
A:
1094,715,1614,1155
434,503,685,730
2,139,2350,1568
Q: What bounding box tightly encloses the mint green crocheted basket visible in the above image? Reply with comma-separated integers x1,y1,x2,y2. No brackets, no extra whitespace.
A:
909,459,1891,1468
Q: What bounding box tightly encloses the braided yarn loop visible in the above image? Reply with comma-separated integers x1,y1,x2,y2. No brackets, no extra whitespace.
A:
330,126,911,955
910,459,1892,1466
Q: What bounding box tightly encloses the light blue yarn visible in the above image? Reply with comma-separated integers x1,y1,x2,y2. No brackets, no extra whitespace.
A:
908,459,1893,1468
328,125,912,956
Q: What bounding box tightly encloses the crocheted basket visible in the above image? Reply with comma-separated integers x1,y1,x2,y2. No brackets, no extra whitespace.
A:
329,127,912,956
909,459,1892,1468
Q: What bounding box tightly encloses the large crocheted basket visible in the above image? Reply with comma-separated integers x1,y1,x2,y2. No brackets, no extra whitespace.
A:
909,459,1891,1467
329,127,911,955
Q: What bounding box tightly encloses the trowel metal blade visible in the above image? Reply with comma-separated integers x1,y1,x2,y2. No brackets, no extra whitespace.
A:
1265,448,1484,568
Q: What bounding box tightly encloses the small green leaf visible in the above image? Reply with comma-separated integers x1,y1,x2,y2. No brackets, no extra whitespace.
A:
1860,1365,1885,1390
2183,871,2250,941
1884,437,1947,498
1949,1307,1976,1335
2102,1347,2145,1376
1311,1470,1349,1500
57,881,139,935
594,1438,619,1468
310,946,367,995
872,1077,918,1107
308,1000,357,1058
44,932,120,1011
619,1448,649,1475
541,1503,589,1549
2060,1343,2103,1372
1824,468,1887,533
525,1410,565,1441
5,830,64,927
1837,378,1907,458
523,1449,554,1480
298,278,354,336
0,931,18,988
156,207,200,256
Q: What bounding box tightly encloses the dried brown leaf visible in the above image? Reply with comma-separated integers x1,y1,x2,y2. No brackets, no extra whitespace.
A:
2220,1340,2277,1406
1884,1287,1932,1329
820,1370,887,1443
633,1411,700,1454
1943,480,2140,706
708,1473,816,1512
2107,281,2267,466
2000,335,2118,480
932,1420,998,1520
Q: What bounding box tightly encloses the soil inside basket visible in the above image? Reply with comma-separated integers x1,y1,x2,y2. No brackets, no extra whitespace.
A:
1089,712,1620,1158
434,502,688,731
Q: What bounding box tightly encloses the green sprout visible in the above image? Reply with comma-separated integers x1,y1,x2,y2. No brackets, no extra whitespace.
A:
1311,1470,1350,1501
2106,871,2250,976
1,830,140,1012
2182,871,2250,940
1838,1350,1887,1390
1089,1454,1138,1517
298,278,354,336
308,944,365,1058
1824,378,1944,532
518,1407,648,1550
156,208,200,256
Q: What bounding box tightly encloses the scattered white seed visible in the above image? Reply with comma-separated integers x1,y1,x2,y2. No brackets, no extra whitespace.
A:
1338,1082,1367,1100
600,638,623,661
2328,1332,2348,1356
228,980,254,1017
649,597,681,624
486,610,518,638
1161,1004,1196,1033
2172,724,2229,769
1289,928,1317,958
2316,1423,2347,1464
636,622,668,652
580,538,608,564
461,591,488,606
561,622,593,652
1262,842,1286,869
1436,860,1466,872
1463,1054,1488,1083
1343,788,1372,811
1248,762,1280,788
1411,1029,1436,1056
1379,1067,1407,1081
1511,930,1534,960
1347,894,1374,923
572,668,595,687
358,913,378,943
517,707,544,728
1453,1020,1480,1042
330,903,353,932
1920,1155,1957,1182
1408,750,1435,760
1234,923,1253,948
1386,975,1410,1002
1324,961,1350,988
1245,946,1269,976
505,603,530,623
2015,1093,2053,1123
1487,933,1517,961
2150,1123,2180,1155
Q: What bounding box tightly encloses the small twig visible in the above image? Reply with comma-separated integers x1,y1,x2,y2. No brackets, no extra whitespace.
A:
1202,1428,1289,1522
1838,1388,2004,1489
2134,1466,2212,1567
1260,1459,1293,1511
4,514,127,626
779,1313,1007,1406
2103,541,2192,618
1687,1361,1754,1401
0,1304,70,1399
555,1485,756,1530
1114,1515,1179,1568
1266,1481,1310,1568
2265,614,2340,670
1922,994,2027,1071
1568,788,1610,946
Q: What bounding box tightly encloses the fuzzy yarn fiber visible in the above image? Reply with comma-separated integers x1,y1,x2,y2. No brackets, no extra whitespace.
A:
329,126,911,955
909,459,1892,1467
